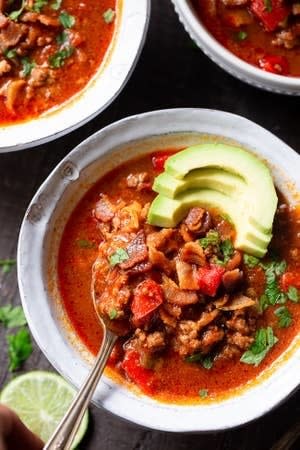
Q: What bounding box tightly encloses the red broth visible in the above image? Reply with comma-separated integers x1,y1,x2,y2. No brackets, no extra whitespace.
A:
58,152,300,402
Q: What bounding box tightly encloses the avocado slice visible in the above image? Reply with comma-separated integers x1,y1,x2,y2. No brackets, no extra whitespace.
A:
147,189,272,258
153,168,246,199
165,144,277,235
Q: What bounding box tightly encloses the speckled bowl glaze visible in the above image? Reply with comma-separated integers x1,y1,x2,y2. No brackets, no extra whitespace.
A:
18,109,300,432
0,0,150,153
172,0,300,95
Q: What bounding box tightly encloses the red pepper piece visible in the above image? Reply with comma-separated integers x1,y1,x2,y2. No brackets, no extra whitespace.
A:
281,271,300,291
251,0,289,32
258,54,289,75
197,265,225,297
121,349,155,394
131,279,163,326
151,151,176,173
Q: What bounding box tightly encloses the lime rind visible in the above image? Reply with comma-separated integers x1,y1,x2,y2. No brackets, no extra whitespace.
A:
0,370,88,449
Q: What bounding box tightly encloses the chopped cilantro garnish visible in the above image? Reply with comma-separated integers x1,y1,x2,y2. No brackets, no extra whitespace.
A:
0,259,16,274
21,57,35,76
49,46,74,68
51,0,62,10
220,239,234,263
7,328,33,371
109,309,118,320
185,352,213,369
243,254,260,268
199,389,208,398
235,31,248,41
199,230,220,249
287,286,299,303
275,306,292,328
32,0,48,12
103,8,115,24
259,260,287,310
56,30,68,45
0,305,26,328
9,0,26,21
77,239,95,249
240,327,278,367
264,0,273,12
109,248,129,267
4,49,17,59
59,11,75,28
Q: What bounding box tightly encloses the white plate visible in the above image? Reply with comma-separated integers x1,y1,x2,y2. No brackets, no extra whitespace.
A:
18,108,300,432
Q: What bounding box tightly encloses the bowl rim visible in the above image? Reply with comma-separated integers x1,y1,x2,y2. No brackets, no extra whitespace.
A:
171,0,300,92
0,0,151,153
18,108,300,432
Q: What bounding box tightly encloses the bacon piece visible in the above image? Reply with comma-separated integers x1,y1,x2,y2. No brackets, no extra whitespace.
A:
120,230,148,270
184,207,211,235
161,274,198,305
218,294,256,311
175,259,199,290
180,241,206,266
222,268,243,292
94,194,116,222
21,12,59,27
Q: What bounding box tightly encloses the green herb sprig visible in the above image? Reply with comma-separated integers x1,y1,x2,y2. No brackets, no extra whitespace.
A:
240,327,278,366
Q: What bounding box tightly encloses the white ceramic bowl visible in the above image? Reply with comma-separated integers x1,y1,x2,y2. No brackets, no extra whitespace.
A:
18,108,300,432
172,0,300,95
0,0,150,153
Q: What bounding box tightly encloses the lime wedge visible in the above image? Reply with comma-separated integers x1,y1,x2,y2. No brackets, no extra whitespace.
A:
0,371,88,449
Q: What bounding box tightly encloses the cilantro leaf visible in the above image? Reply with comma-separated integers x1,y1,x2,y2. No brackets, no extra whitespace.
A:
0,305,26,328
199,389,208,398
59,11,75,28
51,0,62,10
56,30,68,45
9,0,26,21
235,31,248,41
0,259,16,274
21,57,35,76
103,8,115,24
109,308,118,320
240,327,278,367
109,248,129,267
220,239,234,263
4,49,17,59
202,355,213,370
264,0,273,12
199,230,220,249
49,46,74,68
7,328,32,371
76,239,95,249
275,306,292,328
243,254,260,268
287,286,298,303
259,260,287,310
32,0,48,12
185,352,213,369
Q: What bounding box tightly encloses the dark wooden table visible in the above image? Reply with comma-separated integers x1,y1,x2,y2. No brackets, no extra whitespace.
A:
1,1,300,449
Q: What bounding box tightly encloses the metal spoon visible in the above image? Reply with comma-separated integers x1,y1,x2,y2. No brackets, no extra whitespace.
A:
44,258,129,450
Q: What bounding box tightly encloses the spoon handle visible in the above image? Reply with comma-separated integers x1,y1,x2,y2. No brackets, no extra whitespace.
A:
44,330,117,450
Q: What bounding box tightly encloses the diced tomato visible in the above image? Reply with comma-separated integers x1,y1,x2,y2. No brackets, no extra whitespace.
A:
151,151,175,173
131,279,163,325
258,55,289,75
251,0,289,32
197,265,225,297
281,271,300,291
121,349,155,394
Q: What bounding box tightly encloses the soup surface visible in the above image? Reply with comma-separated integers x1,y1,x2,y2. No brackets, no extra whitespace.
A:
58,150,300,402
0,0,116,124
192,0,300,76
